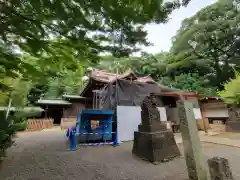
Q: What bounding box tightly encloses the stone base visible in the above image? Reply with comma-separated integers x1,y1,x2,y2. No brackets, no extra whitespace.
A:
132,130,181,163
226,121,240,132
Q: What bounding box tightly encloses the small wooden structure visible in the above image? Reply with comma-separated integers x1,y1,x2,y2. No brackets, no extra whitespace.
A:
200,97,228,124
199,97,228,132
60,95,90,129
36,99,72,125
36,96,91,130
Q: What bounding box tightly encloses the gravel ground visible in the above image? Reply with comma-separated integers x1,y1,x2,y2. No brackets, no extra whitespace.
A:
0,130,240,180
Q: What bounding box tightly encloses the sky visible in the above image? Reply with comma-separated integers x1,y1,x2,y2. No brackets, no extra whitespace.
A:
144,0,217,54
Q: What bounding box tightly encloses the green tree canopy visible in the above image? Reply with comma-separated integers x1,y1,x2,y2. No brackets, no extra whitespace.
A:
160,73,217,96
168,0,240,89
97,52,169,79
1,0,189,71
219,72,240,105
0,0,192,99
44,66,87,98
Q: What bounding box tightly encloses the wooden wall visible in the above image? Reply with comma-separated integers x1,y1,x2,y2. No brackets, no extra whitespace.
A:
201,101,227,110
61,102,86,129
63,102,86,118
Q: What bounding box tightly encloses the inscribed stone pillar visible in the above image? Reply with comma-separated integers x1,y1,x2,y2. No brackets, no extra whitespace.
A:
177,100,208,180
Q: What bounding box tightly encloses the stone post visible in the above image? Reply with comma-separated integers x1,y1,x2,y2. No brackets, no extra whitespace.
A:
207,157,234,180
177,100,209,180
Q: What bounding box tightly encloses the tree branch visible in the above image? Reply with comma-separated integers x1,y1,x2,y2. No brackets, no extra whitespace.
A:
192,50,205,59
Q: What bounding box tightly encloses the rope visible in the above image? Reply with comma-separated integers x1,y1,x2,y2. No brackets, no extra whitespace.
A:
76,132,116,135
80,120,118,123
79,142,113,146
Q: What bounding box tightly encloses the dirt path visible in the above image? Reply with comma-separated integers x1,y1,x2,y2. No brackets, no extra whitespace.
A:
0,130,240,180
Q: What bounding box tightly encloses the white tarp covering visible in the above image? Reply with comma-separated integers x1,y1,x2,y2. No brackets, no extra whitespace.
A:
117,106,167,142
117,106,141,142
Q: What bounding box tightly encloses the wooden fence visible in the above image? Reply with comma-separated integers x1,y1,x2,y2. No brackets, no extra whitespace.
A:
26,119,54,131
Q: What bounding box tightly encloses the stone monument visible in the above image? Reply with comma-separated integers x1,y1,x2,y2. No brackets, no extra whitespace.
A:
226,106,240,132
132,95,181,164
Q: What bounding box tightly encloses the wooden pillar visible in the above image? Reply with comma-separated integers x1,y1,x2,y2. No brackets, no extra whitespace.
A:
177,100,209,180
45,105,48,119
201,111,208,134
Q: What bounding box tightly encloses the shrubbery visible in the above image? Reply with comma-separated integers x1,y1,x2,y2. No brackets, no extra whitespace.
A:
0,107,42,159
12,121,27,132
219,73,240,105
0,112,17,159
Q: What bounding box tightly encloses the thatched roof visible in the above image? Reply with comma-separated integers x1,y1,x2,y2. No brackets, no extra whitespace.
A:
81,69,138,97
80,69,194,98
90,69,137,83
134,76,156,84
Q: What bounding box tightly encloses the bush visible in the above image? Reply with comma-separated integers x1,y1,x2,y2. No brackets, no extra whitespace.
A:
14,107,42,120
0,107,42,159
11,107,42,132
0,111,16,158
12,121,27,131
